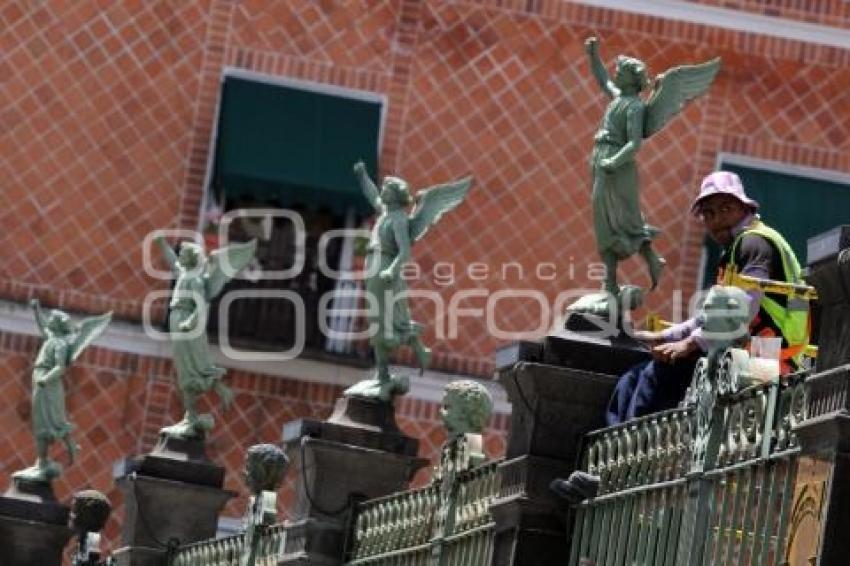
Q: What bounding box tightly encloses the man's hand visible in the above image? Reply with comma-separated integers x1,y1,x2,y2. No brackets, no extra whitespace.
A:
353,161,366,175
585,37,598,55
632,329,664,348
651,337,698,364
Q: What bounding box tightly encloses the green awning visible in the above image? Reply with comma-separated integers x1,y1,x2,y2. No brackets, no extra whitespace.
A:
212,76,381,216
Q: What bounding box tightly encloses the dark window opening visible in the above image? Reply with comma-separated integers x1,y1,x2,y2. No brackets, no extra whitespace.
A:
203,74,382,365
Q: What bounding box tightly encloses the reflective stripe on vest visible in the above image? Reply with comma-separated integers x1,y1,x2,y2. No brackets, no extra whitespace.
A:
724,220,810,358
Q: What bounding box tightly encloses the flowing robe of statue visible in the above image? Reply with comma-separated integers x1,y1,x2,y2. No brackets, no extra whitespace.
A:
592,95,656,268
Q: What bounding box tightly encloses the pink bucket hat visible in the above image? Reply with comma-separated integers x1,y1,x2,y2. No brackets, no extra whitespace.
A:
690,171,759,215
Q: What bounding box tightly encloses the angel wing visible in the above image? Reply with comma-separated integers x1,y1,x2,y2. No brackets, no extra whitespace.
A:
206,239,258,299
68,311,112,363
408,177,473,243
643,57,721,138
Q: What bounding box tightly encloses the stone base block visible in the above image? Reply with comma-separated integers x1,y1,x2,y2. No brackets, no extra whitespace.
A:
277,518,346,566
0,494,71,566
113,471,235,563
498,362,617,462
490,496,569,566
281,394,428,564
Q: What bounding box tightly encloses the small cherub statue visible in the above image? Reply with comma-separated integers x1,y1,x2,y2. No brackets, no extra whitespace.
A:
13,300,111,483
584,36,720,296
433,380,494,482
154,234,256,440
344,161,472,401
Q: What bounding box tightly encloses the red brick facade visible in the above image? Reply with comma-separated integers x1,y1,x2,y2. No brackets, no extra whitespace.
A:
1,0,847,558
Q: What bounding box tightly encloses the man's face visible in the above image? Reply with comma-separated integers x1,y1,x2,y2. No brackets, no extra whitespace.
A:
697,195,750,246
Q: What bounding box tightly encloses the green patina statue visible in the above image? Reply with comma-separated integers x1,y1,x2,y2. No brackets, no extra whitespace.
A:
14,300,111,483
154,235,256,440
585,36,720,296
434,380,494,481
344,161,472,401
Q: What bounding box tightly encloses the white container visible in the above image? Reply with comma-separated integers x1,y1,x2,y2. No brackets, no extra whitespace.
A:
748,336,782,383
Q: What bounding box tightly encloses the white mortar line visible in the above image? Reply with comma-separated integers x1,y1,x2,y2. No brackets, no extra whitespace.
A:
572,0,850,50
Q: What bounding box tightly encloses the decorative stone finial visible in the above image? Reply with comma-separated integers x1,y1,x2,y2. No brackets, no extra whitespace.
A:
243,443,289,495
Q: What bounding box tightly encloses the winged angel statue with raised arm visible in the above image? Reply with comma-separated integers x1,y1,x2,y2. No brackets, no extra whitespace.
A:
13,300,111,483
345,161,472,401
154,234,256,439
585,36,720,297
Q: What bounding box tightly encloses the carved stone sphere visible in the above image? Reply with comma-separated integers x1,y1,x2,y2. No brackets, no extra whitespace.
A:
70,490,112,533
244,443,289,494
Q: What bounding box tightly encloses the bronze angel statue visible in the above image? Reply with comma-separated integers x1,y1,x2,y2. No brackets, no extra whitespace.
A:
585,36,720,296
345,161,472,401
13,299,111,483
154,234,256,439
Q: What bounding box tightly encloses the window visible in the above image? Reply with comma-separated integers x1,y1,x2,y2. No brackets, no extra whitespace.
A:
204,72,384,363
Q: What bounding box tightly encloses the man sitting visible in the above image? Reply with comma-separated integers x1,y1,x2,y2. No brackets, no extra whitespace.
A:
551,171,810,503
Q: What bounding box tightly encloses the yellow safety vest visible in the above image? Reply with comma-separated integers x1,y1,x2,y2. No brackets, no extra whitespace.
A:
719,220,810,364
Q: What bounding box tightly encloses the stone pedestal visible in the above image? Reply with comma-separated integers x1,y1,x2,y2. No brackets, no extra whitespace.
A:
490,356,632,566
496,323,650,378
805,229,850,373
278,395,428,565
788,236,850,565
111,434,235,566
0,477,72,566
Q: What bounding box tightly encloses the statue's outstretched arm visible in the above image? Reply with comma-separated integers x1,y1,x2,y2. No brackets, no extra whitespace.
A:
30,299,48,338
585,37,617,99
154,234,179,273
353,161,381,212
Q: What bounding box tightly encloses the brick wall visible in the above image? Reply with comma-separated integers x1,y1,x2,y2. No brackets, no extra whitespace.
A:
1,0,847,557
3,0,848,376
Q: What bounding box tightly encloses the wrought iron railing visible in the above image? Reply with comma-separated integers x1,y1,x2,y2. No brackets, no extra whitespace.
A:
569,350,809,566
169,523,288,566
346,459,501,565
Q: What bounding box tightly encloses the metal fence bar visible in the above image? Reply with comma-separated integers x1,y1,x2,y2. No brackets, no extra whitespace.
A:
611,495,635,566
576,505,593,565
654,490,675,566
706,471,733,565
568,506,584,566
663,486,684,566
736,466,759,566
595,501,614,565
724,469,746,565
752,461,778,565
634,490,653,565
772,457,798,563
